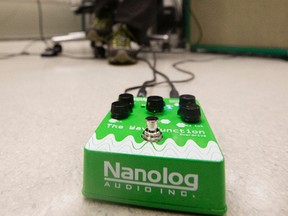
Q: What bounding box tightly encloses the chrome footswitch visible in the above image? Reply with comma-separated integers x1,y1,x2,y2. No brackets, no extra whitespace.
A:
141,116,163,142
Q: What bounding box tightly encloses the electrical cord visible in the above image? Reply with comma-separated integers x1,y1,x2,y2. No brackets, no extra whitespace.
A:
136,49,157,97
0,40,40,60
134,47,179,98
125,57,196,96
127,46,193,96
124,55,235,95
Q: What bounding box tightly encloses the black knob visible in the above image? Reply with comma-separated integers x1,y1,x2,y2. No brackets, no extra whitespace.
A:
179,94,196,106
178,94,196,115
146,96,165,113
111,101,130,120
179,104,201,123
118,93,134,112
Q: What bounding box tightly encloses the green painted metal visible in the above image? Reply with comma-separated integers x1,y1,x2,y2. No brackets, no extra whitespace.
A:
185,0,191,45
191,44,288,59
82,97,227,215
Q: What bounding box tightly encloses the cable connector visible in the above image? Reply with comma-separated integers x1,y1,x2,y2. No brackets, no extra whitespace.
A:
137,86,147,97
170,88,179,98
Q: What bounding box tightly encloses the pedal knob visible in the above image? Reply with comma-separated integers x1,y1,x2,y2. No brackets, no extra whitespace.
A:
118,93,134,112
179,94,196,106
178,94,196,115
111,101,130,120
146,96,165,113
142,116,163,142
179,104,201,123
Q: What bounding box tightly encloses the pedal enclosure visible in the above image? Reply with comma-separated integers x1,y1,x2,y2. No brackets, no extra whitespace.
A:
82,97,227,215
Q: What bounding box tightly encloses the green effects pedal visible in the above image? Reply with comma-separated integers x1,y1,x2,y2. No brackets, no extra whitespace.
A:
82,94,227,215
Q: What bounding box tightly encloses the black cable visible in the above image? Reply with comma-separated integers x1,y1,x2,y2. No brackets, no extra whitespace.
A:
0,40,41,60
125,49,180,98
135,47,179,98
153,56,233,85
0,53,22,60
136,50,157,97
155,68,179,98
125,54,238,94
125,55,234,95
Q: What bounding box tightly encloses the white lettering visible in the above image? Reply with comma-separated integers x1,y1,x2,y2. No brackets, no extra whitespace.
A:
168,189,175,196
163,167,168,184
147,170,161,183
121,167,133,180
169,172,183,185
145,187,152,192
104,161,120,178
126,184,132,190
135,168,146,181
181,191,188,197
184,174,198,190
103,161,198,191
